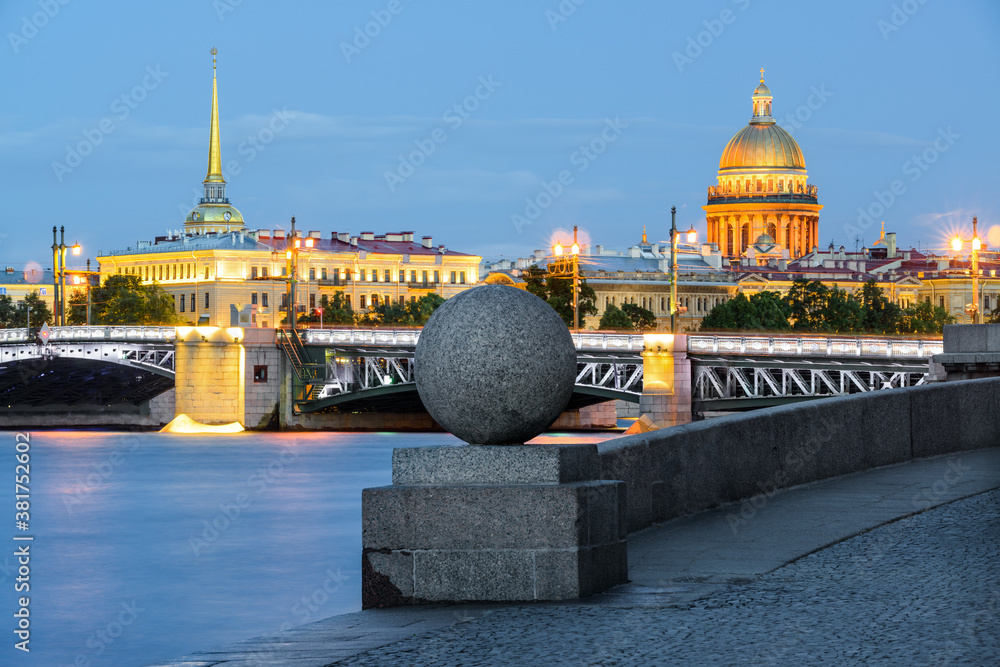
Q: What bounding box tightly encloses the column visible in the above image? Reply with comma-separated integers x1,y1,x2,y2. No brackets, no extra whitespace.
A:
639,333,692,428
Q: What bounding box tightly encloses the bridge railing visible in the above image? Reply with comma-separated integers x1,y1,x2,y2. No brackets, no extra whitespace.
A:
300,328,645,352
688,335,943,359
0,326,177,342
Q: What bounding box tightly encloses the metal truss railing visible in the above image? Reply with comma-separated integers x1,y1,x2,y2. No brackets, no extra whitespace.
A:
312,355,415,400
300,328,645,352
0,326,177,344
575,357,643,395
693,363,928,403
689,335,942,359
0,341,176,374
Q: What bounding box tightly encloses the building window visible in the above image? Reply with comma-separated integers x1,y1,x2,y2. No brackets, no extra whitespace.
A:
281,267,287,276
281,293,288,308
253,365,268,383
371,293,379,306
399,270,406,283
251,292,258,305
459,271,466,284
385,269,391,282
372,269,378,282
204,292,210,309
309,267,316,281
939,296,945,308
451,271,457,283
321,267,328,280
661,297,666,311
360,294,367,309
345,295,351,308
190,293,195,309
309,293,315,308
262,267,269,279
410,270,417,283
251,266,258,279
422,270,428,285
180,294,186,312
204,266,210,280
262,292,268,307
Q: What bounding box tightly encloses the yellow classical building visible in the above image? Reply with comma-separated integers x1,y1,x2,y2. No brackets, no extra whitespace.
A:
704,71,822,259
96,51,480,326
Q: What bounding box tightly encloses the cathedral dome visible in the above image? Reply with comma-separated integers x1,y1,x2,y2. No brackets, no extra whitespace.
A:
719,123,805,172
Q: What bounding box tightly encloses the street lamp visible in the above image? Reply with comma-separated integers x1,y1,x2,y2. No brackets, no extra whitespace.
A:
51,226,83,326
669,208,697,334
952,216,982,324
550,226,581,330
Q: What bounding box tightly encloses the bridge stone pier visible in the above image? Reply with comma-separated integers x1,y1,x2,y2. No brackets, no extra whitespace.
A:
639,333,692,428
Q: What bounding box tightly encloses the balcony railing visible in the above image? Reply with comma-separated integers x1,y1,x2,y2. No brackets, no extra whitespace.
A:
688,335,942,359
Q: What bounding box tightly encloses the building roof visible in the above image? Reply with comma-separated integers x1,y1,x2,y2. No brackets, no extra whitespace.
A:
0,269,54,286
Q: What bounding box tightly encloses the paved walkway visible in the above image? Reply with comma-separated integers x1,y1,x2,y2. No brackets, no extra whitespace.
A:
147,448,1000,666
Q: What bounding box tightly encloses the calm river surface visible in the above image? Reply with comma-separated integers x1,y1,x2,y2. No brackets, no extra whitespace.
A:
0,429,618,666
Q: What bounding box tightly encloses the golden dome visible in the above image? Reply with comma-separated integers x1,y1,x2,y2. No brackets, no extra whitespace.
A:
719,122,805,172
753,82,771,97
186,203,244,226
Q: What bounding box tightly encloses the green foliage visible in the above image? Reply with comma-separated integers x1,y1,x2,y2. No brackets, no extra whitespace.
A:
620,303,657,331
900,301,954,334
700,291,791,332
297,292,355,326
598,304,633,330
69,275,182,325
522,265,597,328
701,280,951,335
355,293,445,327
0,292,53,328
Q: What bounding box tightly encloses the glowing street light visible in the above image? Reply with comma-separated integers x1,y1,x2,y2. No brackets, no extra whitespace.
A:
952,216,983,323
550,227,582,330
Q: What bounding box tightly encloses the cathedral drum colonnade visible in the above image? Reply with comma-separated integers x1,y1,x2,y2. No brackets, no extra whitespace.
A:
704,71,822,259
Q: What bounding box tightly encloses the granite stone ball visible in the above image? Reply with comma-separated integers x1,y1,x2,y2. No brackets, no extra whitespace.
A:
415,285,577,445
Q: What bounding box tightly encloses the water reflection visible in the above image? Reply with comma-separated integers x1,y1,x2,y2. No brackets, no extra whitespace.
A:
0,429,620,666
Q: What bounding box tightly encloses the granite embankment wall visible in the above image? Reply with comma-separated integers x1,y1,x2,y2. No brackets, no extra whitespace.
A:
597,377,1000,534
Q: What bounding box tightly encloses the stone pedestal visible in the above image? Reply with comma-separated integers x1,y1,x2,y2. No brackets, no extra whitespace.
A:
933,324,1000,382
639,333,692,427
361,444,628,608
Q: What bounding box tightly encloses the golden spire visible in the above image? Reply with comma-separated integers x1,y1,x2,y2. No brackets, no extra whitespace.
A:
760,67,765,83
642,225,647,244
205,47,225,184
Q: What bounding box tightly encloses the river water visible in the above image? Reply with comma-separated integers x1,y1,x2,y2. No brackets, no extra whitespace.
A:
0,429,619,666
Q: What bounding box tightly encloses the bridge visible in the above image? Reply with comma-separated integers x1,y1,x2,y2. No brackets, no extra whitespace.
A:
0,326,175,411
687,334,941,413
284,329,646,413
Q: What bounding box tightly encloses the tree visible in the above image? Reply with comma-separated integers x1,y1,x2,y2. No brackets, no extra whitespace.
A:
297,292,355,326
621,303,657,331
70,275,181,325
598,304,633,330
700,291,791,332
901,301,954,334
355,293,445,327
0,292,53,328
856,280,903,334
522,265,597,328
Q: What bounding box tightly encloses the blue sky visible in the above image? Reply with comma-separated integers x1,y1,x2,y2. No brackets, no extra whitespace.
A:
2,0,998,273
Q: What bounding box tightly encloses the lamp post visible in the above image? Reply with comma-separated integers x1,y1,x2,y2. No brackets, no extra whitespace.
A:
669,207,698,334
551,225,581,330
952,216,982,324
285,216,297,330
50,226,81,326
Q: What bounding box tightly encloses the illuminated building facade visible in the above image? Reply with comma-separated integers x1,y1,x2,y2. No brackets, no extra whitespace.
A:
96,51,480,326
704,71,822,259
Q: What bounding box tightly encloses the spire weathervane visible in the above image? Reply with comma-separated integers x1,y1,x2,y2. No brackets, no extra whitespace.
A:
760,67,765,83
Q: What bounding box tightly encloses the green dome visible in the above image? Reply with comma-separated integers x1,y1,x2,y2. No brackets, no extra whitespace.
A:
186,203,244,227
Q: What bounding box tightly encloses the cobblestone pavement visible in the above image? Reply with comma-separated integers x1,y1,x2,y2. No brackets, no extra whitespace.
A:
332,490,1000,666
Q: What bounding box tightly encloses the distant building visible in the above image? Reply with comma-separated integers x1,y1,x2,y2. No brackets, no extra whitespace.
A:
0,266,54,313
704,72,822,259
96,51,480,326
